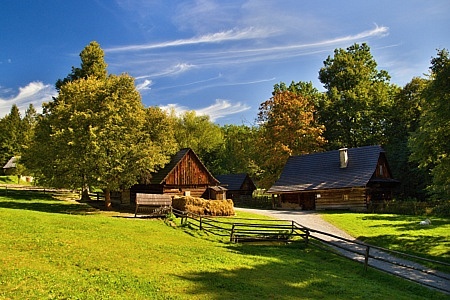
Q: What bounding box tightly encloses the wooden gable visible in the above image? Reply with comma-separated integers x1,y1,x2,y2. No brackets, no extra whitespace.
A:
164,149,218,186
372,153,393,179
130,148,221,200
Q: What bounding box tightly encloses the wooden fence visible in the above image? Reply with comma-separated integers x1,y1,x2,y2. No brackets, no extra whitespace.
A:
172,208,450,294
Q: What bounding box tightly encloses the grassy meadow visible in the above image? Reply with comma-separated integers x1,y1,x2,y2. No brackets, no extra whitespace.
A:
321,211,450,272
0,190,447,299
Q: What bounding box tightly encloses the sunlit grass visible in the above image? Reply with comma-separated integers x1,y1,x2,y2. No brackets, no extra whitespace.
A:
0,192,446,299
320,211,450,272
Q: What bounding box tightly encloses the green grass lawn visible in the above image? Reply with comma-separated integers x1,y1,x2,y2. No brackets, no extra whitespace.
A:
320,211,450,272
0,192,447,299
0,175,34,185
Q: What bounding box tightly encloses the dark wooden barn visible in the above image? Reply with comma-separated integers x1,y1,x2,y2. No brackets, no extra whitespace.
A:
267,145,399,211
129,148,225,203
2,156,18,175
216,173,256,200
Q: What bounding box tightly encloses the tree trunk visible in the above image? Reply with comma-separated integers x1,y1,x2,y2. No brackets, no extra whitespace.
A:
80,187,91,202
104,188,112,210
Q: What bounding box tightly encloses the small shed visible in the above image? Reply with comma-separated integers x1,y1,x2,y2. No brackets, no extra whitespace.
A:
2,156,19,175
267,145,399,211
216,173,256,200
130,148,225,202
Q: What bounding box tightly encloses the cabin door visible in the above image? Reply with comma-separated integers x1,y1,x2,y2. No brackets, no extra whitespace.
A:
300,193,316,210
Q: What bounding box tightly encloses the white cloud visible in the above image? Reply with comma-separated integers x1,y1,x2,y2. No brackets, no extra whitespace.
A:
160,99,250,122
196,99,250,121
135,79,152,91
0,82,56,117
107,25,389,81
105,27,274,53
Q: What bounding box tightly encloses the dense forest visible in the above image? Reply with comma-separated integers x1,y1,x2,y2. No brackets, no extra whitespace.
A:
1,41,449,204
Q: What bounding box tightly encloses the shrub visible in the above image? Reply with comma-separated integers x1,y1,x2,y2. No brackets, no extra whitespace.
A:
368,199,450,216
172,196,235,216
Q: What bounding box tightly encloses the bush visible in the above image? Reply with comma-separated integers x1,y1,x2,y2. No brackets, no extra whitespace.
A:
431,201,450,217
368,199,450,216
172,196,235,216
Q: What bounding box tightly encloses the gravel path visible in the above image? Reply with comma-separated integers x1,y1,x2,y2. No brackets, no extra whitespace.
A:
235,208,450,295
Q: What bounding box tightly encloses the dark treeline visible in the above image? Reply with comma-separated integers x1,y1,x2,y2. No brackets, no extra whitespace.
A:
1,42,448,203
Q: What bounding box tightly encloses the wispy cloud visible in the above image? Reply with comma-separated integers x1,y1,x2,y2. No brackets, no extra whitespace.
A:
135,79,152,91
197,99,251,121
105,27,273,53
160,99,251,122
135,63,196,79
0,82,56,117
107,25,389,80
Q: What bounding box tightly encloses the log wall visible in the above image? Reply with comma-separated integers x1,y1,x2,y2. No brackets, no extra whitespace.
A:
315,188,367,211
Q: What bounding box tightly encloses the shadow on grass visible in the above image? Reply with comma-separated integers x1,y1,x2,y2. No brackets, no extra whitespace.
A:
0,190,94,214
175,242,439,299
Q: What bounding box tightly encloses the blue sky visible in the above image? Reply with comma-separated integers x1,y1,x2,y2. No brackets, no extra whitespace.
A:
1,1,449,125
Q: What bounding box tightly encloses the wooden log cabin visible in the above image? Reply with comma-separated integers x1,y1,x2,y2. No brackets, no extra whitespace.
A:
267,145,399,211
129,148,226,203
216,173,257,200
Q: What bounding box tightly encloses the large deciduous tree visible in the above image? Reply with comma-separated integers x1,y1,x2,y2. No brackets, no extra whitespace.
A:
173,110,224,173
409,49,450,200
318,43,396,149
0,105,22,165
384,77,429,200
23,41,174,208
257,88,325,187
215,124,261,177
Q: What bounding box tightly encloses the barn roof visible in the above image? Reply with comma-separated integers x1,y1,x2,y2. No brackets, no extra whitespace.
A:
216,173,251,190
151,148,219,184
3,156,19,169
267,145,393,193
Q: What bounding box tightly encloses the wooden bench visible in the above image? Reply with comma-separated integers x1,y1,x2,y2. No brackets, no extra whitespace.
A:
135,193,172,217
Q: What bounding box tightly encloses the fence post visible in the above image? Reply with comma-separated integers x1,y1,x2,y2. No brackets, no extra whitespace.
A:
305,229,309,245
97,192,100,201
291,221,295,234
230,224,235,242
364,246,370,271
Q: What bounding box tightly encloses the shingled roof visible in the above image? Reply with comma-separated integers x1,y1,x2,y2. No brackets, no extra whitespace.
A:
216,173,249,190
3,156,19,170
267,145,391,193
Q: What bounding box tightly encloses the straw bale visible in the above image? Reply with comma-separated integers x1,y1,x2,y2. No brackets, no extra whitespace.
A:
172,196,234,216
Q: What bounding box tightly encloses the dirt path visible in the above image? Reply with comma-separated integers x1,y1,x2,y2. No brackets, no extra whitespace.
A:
235,207,354,240
235,208,450,295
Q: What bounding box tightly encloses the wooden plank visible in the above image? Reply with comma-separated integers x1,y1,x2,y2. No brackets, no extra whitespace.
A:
135,193,172,217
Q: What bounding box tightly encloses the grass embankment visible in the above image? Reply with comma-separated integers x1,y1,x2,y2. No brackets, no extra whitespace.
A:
0,175,33,185
321,211,450,272
0,191,446,299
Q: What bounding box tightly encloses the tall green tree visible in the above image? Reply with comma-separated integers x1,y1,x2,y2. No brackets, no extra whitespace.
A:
173,111,224,173
214,124,261,177
0,105,22,165
23,42,174,208
385,77,429,200
409,49,450,200
318,43,396,149
55,41,107,91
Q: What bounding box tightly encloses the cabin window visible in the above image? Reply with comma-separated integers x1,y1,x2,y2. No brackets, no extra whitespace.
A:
343,194,349,201
316,193,321,199
379,165,384,176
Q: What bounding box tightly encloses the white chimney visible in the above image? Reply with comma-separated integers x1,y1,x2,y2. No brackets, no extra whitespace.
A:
339,148,348,168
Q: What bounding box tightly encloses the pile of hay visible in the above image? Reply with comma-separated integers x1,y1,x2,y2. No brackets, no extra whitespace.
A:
172,196,235,216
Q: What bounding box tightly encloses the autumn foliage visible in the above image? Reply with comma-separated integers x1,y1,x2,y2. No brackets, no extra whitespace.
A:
257,90,325,187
